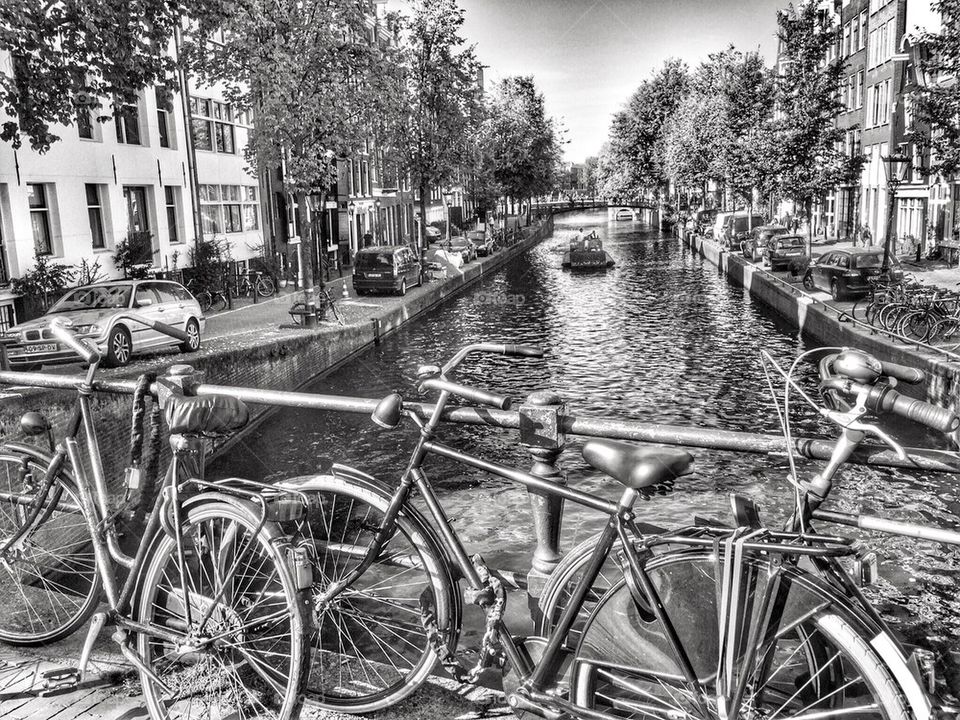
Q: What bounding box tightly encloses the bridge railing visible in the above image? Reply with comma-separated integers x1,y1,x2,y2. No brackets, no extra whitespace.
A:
2,365,957,601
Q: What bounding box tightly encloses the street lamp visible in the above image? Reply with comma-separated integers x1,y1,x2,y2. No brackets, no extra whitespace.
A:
442,189,455,244
881,148,911,272
374,198,382,243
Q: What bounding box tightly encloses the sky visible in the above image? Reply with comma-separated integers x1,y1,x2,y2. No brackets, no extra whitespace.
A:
457,0,788,163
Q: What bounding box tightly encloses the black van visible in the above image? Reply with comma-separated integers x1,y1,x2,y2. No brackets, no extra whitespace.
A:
352,245,422,296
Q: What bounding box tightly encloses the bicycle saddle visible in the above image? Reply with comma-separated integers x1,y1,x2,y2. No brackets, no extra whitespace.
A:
164,394,250,437
582,439,693,490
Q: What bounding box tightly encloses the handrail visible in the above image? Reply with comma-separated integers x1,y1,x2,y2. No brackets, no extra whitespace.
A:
1,370,957,474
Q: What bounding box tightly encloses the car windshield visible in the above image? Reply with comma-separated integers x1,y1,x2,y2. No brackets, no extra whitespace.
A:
356,252,394,270
853,253,895,269
733,216,765,232
49,285,132,313
777,238,804,249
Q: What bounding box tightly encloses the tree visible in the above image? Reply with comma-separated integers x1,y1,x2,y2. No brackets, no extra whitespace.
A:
389,0,482,266
774,3,863,255
479,75,562,219
601,59,689,201
0,0,208,152
185,0,399,325
912,1,960,176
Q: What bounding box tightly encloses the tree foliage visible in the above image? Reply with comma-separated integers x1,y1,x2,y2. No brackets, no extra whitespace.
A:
912,0,960,176
479,75,562,203
773,3,862,224
388,0,483,246
184,0,398,315
0,0,209,152
596,58,689,200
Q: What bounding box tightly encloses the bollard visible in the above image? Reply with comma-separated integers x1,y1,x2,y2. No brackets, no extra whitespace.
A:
519,390,566,620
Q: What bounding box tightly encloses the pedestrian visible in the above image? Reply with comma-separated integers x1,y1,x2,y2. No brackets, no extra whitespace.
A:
862,224,872,247
362,232,373,248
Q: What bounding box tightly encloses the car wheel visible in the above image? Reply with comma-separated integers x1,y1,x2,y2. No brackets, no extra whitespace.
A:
105,326,132,368
803,274,815,291
179,318,201,353
830,279,844,302
398,279,407,296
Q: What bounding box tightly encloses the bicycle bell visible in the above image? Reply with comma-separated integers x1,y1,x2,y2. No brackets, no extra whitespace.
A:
833,349,882,384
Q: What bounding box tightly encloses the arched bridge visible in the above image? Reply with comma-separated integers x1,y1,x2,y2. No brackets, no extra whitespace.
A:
535,200,662,224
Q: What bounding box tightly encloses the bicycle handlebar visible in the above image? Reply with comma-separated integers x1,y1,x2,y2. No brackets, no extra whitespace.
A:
49,320,99,365
420,377,512,410
878,360,924,385
865,385,960,435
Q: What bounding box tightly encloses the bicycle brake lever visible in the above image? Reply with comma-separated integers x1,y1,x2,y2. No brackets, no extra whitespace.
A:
846,420,908,460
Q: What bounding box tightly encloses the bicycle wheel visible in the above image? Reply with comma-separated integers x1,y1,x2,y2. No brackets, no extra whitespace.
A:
211,292,228,313
279,473,459,714
195,291,213,313
570,550,912,720
289,302,305,326
0,449,101,645
136,499,309,720
329,300,345,326
257,276,276,297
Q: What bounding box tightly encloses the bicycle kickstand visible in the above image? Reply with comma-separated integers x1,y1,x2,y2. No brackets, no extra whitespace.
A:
39,610,108,696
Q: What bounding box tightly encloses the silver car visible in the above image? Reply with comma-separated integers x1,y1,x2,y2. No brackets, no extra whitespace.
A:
5,280,205,368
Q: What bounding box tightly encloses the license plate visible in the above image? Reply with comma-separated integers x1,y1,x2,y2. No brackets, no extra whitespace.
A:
21,343,58,354
366,273,383,278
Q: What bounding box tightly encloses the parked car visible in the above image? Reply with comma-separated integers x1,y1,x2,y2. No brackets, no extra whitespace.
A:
5,280,204,369
741,225,790,262
467,230,494,257
352,245,422,296
722,213,767,248
711,211,735,241
802,248,904,301
425,226,442,243
446,236,477,263
763,234,807,271
695,209,718,235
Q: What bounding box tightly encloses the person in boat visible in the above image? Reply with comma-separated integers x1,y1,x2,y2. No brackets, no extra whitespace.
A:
571,227,584,250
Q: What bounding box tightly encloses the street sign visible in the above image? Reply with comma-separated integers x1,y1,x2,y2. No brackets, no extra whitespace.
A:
288,236,301,245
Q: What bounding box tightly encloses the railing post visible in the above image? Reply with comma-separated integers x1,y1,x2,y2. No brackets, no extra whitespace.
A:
519,390,566,618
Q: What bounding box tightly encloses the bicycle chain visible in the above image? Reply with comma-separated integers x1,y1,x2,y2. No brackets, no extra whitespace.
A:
419,554,506,685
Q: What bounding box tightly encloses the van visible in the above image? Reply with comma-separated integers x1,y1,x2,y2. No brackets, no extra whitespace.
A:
716,212,765,247
352,245,422,296
712,211,735,240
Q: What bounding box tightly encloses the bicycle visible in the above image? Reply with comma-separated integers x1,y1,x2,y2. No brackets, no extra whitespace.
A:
235,271,276,299
270,342,950,718
0,316,310,720
289,287,344,326
185,277,228,314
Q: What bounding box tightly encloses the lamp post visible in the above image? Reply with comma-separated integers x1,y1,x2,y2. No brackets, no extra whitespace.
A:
881,148,911,273
414,209,425,283
374,198,382,243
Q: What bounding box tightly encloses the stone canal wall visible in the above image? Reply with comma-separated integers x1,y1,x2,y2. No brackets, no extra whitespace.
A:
0,217,554,489
683,231,960,422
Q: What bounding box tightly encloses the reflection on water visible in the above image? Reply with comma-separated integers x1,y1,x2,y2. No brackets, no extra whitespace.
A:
211,211,960,683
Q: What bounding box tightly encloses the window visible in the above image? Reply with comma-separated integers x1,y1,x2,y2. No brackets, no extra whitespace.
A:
114,102,141,145
27,183,52,255
155,87,173,149
856,70,864,108
123,186,150,234
165,186,181,244
77,108,93,140
844,23,851,57
86,184,106,249
190,96,237,154
199,184,259,234
852,15,860,50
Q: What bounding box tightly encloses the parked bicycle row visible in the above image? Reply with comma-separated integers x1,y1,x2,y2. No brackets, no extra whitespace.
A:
0,319,958,719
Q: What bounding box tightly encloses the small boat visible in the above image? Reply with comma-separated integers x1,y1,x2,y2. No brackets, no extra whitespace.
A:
562,233,615,269
614,208,635,221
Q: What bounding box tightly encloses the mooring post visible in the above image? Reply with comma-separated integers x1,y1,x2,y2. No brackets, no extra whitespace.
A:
519,390,566,620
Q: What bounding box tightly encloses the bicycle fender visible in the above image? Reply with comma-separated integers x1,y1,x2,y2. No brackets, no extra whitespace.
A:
1,442,77,485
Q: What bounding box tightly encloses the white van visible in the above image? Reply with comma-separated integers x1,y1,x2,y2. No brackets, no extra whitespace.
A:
712,211,735,241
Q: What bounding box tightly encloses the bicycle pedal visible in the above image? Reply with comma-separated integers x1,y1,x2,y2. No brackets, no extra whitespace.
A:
39,667,81,696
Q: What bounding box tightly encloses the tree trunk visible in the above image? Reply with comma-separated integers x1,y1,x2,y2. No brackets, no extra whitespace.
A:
805,198,813,260
295,190,317,328
418,185,428,283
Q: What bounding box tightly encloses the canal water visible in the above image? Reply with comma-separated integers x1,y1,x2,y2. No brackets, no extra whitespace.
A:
211,210,960,684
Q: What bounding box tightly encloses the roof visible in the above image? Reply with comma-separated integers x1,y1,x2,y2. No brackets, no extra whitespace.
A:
357,245,405,253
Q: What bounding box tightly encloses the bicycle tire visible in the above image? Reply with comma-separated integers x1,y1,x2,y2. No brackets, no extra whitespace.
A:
289,301,306,326
278,473,459,714
195,291,213,313
136,498,309,720
567,549,912,720
211,292,228,313
329,300,345,326
257,276,276,297
0,448,101,645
